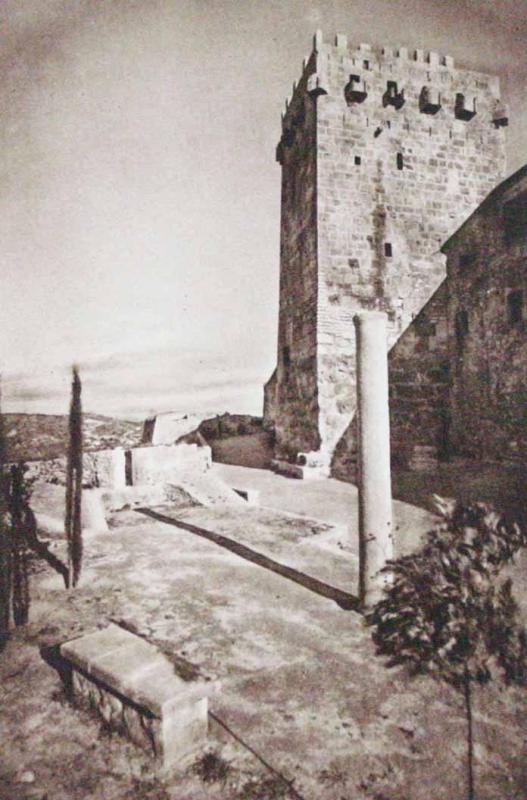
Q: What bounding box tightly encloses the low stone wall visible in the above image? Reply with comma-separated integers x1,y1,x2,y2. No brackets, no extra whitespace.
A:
130,444,211,485
24,443,211,489
25,448,126,489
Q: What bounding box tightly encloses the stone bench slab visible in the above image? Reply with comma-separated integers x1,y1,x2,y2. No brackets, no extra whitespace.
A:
60,624,217,768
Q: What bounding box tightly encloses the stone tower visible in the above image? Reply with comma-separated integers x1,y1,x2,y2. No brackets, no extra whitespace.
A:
264,31,508,476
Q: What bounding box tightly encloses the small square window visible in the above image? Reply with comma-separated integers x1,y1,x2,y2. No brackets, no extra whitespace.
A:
354,155,361,166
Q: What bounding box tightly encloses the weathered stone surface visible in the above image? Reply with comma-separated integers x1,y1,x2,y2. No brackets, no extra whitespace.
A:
264,31,507,475
440,165,527,463
366,164,527,471
142,413,208,446
386,282,450,470
26,447,126,488
129,444,211,485
60,624,217,769
61,624,134,671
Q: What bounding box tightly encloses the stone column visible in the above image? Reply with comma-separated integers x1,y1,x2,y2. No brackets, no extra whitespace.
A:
353,311,393,608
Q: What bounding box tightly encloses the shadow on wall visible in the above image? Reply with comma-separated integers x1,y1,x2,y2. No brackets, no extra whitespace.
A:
391,462,527,526
331,405,527,524
330,414,359,482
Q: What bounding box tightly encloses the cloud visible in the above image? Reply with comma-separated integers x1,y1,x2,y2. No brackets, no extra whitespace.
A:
1,344,266,419
305,7,323,28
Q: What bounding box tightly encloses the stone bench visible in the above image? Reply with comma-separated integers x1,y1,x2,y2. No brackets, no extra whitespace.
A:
60,624,216,769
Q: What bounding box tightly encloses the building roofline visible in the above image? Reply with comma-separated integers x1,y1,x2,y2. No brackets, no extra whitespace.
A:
441,162,527,252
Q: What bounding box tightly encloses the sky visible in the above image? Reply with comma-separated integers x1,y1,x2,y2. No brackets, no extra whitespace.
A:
1,0,526,420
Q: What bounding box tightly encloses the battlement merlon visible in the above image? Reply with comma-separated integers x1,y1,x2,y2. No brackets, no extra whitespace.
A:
277,30,505,153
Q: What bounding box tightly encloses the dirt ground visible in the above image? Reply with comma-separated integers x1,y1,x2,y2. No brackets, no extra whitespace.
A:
1,466,527,800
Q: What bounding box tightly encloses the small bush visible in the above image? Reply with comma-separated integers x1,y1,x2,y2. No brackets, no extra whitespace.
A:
368,495,527,800
237,774,292,799
192,751,231,784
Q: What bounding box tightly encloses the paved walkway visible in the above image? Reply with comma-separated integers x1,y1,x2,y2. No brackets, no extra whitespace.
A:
3,463,526,800
212,462,436,557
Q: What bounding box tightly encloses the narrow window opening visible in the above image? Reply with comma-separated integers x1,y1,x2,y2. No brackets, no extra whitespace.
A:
455,309,469,349
396,152,404,170
363,59,370,70
384,242,393,258
282,346,291,367
354,155,361,166
507,289,523,326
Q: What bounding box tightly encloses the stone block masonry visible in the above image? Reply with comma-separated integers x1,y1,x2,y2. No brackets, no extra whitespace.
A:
441,165,527,464
349,162,527,473
331,283,450,478
264,31,507,473
25,443,211,489
129,443,211,485
388,283,450,471
59,624,217,769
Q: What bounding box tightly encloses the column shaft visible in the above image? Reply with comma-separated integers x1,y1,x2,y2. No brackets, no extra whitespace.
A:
354,311,393,608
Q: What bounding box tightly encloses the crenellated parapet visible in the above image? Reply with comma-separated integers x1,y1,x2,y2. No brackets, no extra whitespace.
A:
277,30,508,163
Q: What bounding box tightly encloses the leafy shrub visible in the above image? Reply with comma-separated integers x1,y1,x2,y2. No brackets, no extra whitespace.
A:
192,751,231,784
368,495,527,800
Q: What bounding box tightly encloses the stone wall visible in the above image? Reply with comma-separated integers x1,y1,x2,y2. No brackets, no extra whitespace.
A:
265,51,321,459
442,165,527,463
332,164,527,479
25,447,126,488
25,443,211,489
331,284,450,478
142,413,207,445
387,283,450,469
129,444,211,486
265,31,507,470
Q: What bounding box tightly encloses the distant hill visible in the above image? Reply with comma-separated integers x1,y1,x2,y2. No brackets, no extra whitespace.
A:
3,413,143,462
